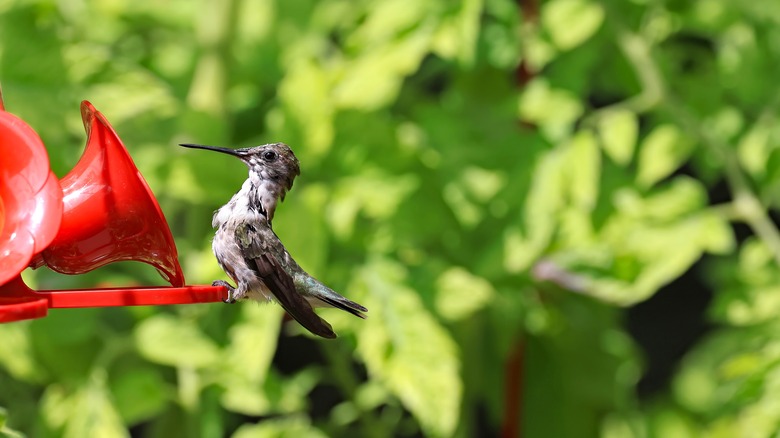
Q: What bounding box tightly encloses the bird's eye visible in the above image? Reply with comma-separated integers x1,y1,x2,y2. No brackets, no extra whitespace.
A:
262,150,277,161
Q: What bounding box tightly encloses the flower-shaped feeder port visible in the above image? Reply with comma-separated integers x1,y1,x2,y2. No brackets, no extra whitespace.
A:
0,100,228,322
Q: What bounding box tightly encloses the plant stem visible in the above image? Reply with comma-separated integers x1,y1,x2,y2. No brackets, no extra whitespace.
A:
501,339,525,438
582,23,664,128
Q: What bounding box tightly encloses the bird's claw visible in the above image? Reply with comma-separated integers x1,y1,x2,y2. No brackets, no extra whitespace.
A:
212,280,237,304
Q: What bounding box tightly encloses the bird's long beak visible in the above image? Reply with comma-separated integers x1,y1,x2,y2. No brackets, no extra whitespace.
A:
179,143,245,158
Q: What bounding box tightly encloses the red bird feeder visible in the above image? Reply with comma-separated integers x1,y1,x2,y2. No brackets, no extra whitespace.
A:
0,96,227,322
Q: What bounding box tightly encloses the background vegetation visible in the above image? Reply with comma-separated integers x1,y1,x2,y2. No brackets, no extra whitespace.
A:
2,0,780,436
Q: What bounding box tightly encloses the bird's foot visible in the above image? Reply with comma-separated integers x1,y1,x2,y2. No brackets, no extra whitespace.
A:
213,280,237,303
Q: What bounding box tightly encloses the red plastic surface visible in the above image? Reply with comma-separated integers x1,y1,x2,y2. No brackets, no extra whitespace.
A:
0,296,49,323
33,101,185,287
0,276,228,323
0,111,64,285
1,99,222,324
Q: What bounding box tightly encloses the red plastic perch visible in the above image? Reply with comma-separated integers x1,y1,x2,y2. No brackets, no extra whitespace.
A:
0,276,228,323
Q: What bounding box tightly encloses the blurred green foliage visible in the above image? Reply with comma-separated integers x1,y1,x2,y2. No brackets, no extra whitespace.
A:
2,0,780,437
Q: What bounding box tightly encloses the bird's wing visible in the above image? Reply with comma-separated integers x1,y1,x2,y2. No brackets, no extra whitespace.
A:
236,223,336,339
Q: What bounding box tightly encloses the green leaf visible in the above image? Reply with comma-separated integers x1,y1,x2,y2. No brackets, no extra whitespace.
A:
352,259,461,437
504,148,567,273
347,0,431,47
278,59,335,154
88,70,179,124
579,211,733,305
738,122,772,177
232,417,327,438
166,159,207,203
219,305,283,416
710,238,780,326
636,124,689,188
0,324,41,383
262,369,320,415
542,0,604,50
273,184,329,273
523,30,558,70
673,327,778,421
740,237,774,274
0,407,24,438
110,368,168,425
518,79,583,141
327,171,419,238
436,267,495,320
443,182,483,227
431,0,484,66
41,373,129,438
612,177,707,221
29,310,101,381
460,166,506,203
565,129,600,210
334,26,432,110
705,106,744,141
597,108,638,166
134,314,220,368
31,308,99,344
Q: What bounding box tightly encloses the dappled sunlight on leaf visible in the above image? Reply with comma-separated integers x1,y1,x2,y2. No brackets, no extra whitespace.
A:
326,171,419,239
435,267,495,321
232,416,327,438
334,27,433,110
542,0,604,51
710,238,780,326
110,367,168,425
636,124,691,189
183,244,227,286
559,210,734,305
278,60,335,154
612,177,707,221
42,372,129,438
597,108,638,166
460,166,506,203
503,148,567,273
89,70,180,123
273,184,329,273
672,326,780,436
218,305,282,416
738,121,773,178
565,130,601,211
518,79,583,141
135,314,220,369
430,0,483,66
166,159,207,203
0,323,41,383
443,182,483,227
351,259,461,437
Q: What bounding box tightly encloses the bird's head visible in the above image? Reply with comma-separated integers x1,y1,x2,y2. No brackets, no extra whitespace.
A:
180,142,301,197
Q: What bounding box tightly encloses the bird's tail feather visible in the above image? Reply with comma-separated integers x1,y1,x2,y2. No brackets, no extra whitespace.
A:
307,280,368,319
316,294,368,319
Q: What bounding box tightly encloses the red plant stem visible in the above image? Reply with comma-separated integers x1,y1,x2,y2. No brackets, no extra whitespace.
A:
501,340,525,438
503,0,538,435
515,0,539,88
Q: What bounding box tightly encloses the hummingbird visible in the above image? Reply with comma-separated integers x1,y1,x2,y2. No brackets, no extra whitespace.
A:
179,142,367,338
